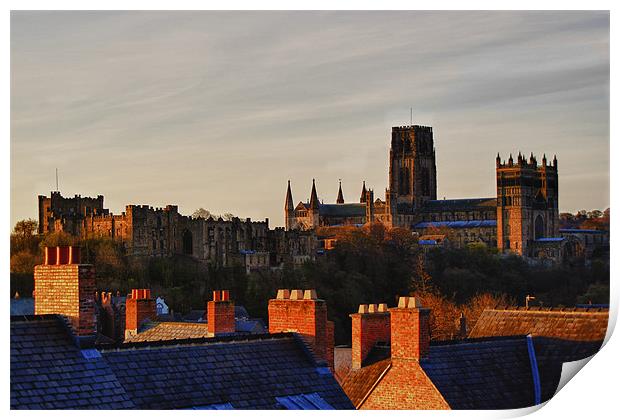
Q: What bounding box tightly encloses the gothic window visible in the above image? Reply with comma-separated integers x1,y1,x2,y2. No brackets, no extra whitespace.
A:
535,215,544,239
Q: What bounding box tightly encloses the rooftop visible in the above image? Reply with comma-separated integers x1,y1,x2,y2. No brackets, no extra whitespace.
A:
11,315,354,410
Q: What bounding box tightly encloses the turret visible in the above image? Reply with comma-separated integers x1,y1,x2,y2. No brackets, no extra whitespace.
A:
496,153,501,168
285,180,294,211
542,154,547,166
336,180,344,204
508,154,514,166
285,180,295,231
553,155,558,169
309,179,320,210
360,181,367,203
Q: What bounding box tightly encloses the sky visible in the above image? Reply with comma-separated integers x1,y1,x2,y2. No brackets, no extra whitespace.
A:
10,11,609,228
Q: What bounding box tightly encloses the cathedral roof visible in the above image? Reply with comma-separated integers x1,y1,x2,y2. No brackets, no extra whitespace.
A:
420,198,496,213
319,203,366,217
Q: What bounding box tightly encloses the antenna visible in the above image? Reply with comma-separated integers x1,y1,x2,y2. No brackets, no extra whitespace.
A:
55,168,59,192
410,107,413,125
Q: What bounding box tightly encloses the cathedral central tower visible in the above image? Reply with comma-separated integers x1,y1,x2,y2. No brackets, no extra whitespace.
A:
388,125,437,211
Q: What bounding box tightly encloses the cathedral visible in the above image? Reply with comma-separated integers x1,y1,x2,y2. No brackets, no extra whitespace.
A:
284,125,562,259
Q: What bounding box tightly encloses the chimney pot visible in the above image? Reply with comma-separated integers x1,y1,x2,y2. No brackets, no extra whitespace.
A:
407,297,421,309
368,304,378,313
398,296,409,308
290,289,303,300
378,303,388,312
221,290,230,301
358,304,368,314
303,289,317,300
213,290,222,302
276,289,290,299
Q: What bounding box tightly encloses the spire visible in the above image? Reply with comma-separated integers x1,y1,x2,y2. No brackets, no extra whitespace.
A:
553,154,558,168
496,153,501,168
336,180,344,204
360,181,367,203
309,179,319,210
285,180,294,211
508,153,514,166
542,154,547,166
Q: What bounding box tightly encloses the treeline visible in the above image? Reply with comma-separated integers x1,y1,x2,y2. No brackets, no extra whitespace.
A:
10,219,609,345
560,208,610,231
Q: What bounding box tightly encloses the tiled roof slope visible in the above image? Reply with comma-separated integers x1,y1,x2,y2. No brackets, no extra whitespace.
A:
468,307,609,341
469,307,608,402
340,359,390,408
125,319,267,343
11,316,354,410
11,316,134,409
421,337,535,409
339,337,538,409
125,321,210,342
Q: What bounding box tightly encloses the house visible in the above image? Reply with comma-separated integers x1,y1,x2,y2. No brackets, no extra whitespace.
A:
10,246,353,410
336,298,607,409
468,306,608,402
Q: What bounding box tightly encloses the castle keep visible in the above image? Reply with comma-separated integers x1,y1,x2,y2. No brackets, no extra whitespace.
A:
285,125,562,259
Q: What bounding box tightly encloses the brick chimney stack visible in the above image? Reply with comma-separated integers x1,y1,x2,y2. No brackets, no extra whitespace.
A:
125,289,157,339
268,289,334,370
207,290,235,336
350,303,390,370
34,246,96,337
389,297,431,362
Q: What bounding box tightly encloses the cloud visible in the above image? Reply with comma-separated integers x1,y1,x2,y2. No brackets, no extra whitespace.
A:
10,11,610,226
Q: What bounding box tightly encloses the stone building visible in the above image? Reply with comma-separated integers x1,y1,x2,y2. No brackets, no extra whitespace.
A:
37,192,286,269
284,125,567,260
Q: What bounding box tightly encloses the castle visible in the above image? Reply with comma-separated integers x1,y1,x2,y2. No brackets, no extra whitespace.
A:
285,125,565,260
38,192,316,270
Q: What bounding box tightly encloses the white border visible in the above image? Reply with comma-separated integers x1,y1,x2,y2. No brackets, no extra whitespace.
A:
3,2,615,419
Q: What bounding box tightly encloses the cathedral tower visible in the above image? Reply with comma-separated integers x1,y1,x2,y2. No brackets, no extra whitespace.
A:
496,153,559,256
388,126,437,211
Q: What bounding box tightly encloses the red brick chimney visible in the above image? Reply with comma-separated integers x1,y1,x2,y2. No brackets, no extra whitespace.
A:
125,289,157,339
389,297,431,362
207,290,235,336
34,246,96,337
350,303,390,370
268,289,334,370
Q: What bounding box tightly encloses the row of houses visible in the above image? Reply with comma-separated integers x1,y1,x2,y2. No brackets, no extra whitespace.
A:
10,246,608,410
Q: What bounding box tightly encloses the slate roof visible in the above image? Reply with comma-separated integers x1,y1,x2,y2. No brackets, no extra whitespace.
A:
338,337,538,409
10,298,34,316
11,316,134,409
319,203,366,218
11,315,354,410
469,307,609,402
420,198,497,213
421,337,536,409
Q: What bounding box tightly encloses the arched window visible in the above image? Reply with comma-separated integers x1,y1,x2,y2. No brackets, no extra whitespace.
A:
535,215,544,239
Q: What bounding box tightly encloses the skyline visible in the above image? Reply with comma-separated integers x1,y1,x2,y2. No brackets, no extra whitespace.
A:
11,11,610,228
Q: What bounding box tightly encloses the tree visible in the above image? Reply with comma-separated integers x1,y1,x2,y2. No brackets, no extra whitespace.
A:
462,293,514,330
222,213,236,221
192,208,213,219
11,219,39,254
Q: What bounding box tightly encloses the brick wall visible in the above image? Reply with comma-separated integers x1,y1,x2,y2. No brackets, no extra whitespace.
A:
207,290,235,336
125,289,157,337
34,247,96,336
351,305,390,370
361,360,449,409
268,289,333,368
389,298,430,361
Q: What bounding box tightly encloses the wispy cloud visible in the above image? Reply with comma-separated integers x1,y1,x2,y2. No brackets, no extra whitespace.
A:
11,11,609,225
